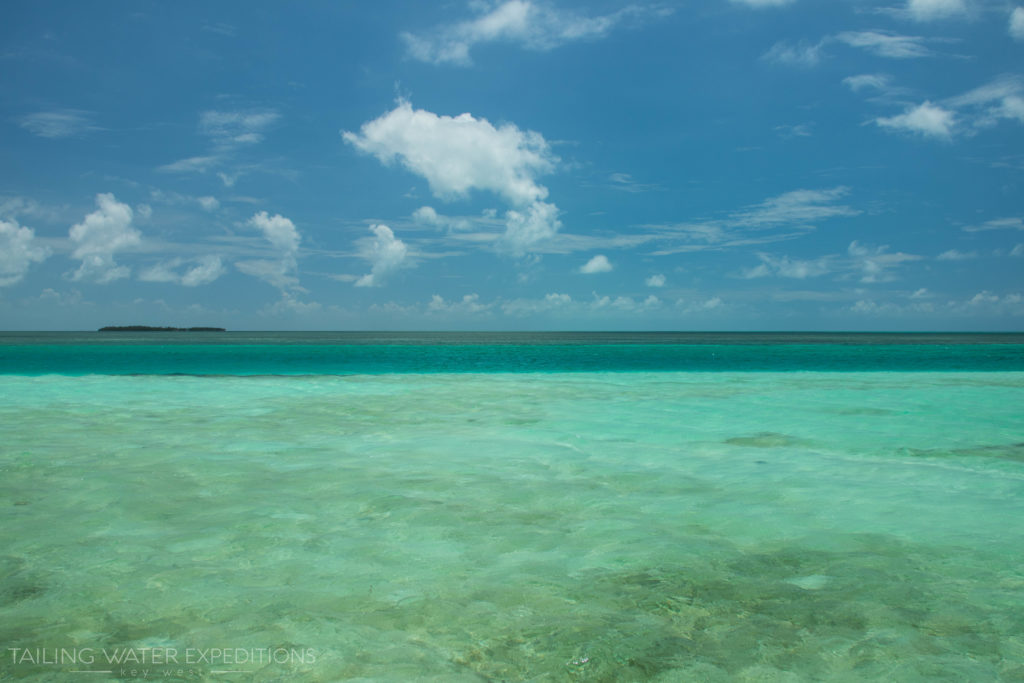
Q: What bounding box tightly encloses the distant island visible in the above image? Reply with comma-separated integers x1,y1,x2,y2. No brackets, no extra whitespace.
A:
98,326,227,332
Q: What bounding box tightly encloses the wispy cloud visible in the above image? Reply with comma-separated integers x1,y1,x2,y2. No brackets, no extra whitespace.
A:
936,248,977,260
731,0,795,6
762,40,824,67
835,30,933,58
200,109,280,149
742,253,833,279
18,109,100,139
904,0,968,22
848,240,921,282
963,216,1024,232
1012,8,1024,40
866,75,1024,140
158,108,280,176
139,255,226,286
402,1,668,66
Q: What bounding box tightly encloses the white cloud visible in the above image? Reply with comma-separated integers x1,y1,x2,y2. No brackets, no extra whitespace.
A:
402,1,661,66
848,240,921,282
236,211,302,291
18,109,98,138
139,255,225,287
835,31,931,58
731,187,859,228
946,75,1024,128
502,201,561,254
875,101,955,139
198,196,219,212
579,254,613,274
743,253,832,279
936,248,977,260
906,0,967,21
911,287,931,299
345,100,561,254
645,273,666,287
247,211,300,254
731,0,795,6
964,217,1024,232
0,219,49,286
843,74,892,92
502,292,572,316
158,155,220,174
355,224,409,287
200,109,279,148
1011,243,1024,256
1012,8,1024,40
412,205,472,232
763,41,823,67
344,100,555,205
69,193,141,283
648,187,858,256
427,293,492,314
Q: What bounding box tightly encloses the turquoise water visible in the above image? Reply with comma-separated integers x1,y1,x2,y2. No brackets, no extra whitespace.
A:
2,334,1024,680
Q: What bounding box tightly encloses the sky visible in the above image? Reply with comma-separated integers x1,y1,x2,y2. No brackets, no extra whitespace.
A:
1,0,1023,331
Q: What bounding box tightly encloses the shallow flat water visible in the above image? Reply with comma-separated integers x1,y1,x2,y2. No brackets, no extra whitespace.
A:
2,368,1023,681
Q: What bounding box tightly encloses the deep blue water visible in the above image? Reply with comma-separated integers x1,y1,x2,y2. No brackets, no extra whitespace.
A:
1,332,1022,374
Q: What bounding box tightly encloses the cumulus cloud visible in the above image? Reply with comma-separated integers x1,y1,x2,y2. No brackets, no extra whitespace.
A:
579,254,613,274
906,0,967,21
344,100,561,254
198,196,220,212
0,219,50,286
69,193,141,283
355,224,409,287
427,293,492,314
645,274,666,287
412,205,473,232
236,211,302,291
139,255,226,287
401,1,662,66
875,101,955,139
18,109,99,139
344,100,554,205
835,30,932,58
503,201,561,253
502,292,572,316
1012,8,1024,40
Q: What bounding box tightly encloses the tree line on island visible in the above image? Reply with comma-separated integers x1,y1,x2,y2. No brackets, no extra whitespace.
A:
98,326,227,332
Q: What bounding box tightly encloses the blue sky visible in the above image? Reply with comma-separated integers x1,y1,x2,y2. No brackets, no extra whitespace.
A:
1,0,1022,330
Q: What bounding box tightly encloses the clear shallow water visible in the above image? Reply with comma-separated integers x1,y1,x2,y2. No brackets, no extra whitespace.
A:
2,335,1024,680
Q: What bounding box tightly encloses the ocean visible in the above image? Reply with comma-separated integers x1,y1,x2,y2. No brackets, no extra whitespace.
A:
1,332,1023,681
